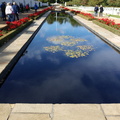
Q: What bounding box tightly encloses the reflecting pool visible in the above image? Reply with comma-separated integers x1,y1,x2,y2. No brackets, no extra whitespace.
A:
0,12,120,103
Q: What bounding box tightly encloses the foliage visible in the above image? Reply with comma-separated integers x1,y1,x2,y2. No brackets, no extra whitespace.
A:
28,7,51,19
93,20,120,36
107,0,120,6
88,0,104,6
0,30,3,37
0,19,33,46
108,14,120,18
0,7,53,46
80,0,89,6
95,18,120,30
0,7,52,38
37,0,71,3
77,11,95,20
65,0,120,6
6,17,30,31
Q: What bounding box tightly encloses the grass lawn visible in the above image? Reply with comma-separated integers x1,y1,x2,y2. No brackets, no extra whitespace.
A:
108,14,120,18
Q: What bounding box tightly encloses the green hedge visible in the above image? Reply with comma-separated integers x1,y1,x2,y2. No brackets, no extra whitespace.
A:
0,19,33,47
93,20,120,36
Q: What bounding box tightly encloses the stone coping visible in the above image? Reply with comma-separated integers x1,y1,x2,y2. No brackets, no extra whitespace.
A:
1,103,120,120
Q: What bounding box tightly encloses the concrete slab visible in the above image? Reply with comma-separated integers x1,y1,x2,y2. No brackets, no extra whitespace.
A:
53,104,106,120
12,104,52,113
0,104,11,120
8,113,51,120
101,104,120,115
0,65,7,73
106,116,120,120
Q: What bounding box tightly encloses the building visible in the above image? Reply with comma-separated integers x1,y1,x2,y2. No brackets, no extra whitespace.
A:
0,0,48,8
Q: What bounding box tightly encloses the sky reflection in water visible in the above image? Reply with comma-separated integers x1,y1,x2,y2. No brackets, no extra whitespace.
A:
0,12,120,103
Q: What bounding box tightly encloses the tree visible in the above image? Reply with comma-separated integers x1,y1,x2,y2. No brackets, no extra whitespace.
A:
88,0,104,6
37,0,71,3
107,0,116,6
80,0,89,6
116,0,120,6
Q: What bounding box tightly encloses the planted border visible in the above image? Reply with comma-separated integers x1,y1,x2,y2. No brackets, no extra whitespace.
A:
31,11,47,20
0,7,53,47
0,19,33,46
93,20,120,36
77,14,95,21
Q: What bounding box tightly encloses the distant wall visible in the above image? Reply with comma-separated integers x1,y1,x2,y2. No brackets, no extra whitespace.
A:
67,6,120,15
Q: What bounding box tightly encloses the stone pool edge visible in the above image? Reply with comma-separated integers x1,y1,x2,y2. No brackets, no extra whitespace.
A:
1,103,120,120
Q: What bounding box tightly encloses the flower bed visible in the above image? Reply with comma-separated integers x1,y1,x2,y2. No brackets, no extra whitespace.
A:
95,18,120,30
77,12,95,21
6,17,30,30
0,7,52,47
93,20,120,36
0,19,33,46
28,7,52,20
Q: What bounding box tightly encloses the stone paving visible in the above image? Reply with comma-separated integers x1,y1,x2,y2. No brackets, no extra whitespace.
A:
0,11,120,120
1,104,120,120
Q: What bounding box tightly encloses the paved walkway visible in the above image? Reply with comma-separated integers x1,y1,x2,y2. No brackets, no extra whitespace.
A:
1,103,120,120
0,10,120,120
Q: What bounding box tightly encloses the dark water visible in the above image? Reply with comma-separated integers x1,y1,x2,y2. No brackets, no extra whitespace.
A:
0,12,120,103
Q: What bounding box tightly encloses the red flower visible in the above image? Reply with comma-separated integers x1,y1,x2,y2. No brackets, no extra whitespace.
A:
0,33,3,36
6,21,11,24
97,18,120,30
6,17,30,31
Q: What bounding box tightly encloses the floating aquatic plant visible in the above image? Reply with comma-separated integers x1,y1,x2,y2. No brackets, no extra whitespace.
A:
44,46,63,53
64,50,88,58
60,41,77,46
70,38,87,42
44,35,94,58
77,45,94,51
46,35,86,43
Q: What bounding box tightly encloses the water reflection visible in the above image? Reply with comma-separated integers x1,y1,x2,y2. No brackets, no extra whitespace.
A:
0,12,120,103
47,12,80,27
